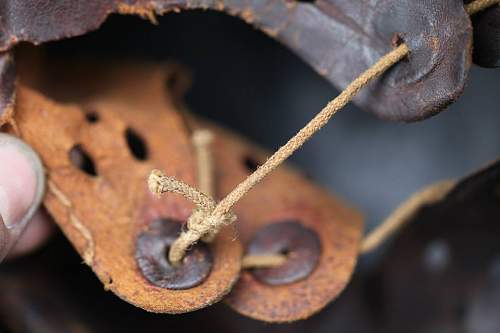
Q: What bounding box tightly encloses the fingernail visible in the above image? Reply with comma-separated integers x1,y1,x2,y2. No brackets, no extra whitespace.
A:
0,133,45,261
0,214,9,260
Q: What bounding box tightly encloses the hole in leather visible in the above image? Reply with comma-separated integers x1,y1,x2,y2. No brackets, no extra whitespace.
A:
279,247,290,256
243,156,260,172
391,33,409,62
85,111,100,123
391,33,404,48
125,127,149,161
166,72,180,91
69,144,98,176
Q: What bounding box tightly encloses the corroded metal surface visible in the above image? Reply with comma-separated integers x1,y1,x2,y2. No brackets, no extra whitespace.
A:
0,0,473,121
136,218,213,290
247,220,321,286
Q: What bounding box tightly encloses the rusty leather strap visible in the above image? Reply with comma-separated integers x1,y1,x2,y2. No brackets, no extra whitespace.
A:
0,0,472,121
6,61,363,321
9,67,243,314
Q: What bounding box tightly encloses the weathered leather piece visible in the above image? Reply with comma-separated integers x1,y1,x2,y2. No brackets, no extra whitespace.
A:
10,68,243,314
0,0,472,121
9,61,363,321
192,116,363,322
472,7,500,67
0,52,15,127
367,159,500,332
465,0,500,67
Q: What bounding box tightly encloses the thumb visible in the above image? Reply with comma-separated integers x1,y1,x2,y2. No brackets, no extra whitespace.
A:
0,133,45,261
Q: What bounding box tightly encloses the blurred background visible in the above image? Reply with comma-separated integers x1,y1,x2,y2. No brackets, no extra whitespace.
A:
1,9,499,333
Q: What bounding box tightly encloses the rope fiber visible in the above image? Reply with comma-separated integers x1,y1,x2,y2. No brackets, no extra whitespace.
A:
149,0,499,266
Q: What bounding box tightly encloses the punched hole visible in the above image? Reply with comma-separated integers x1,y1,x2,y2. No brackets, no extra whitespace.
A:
125,127,149,161
166,71,180,91
243,155,260,172
391,33,404,48
136,218,213,290
279,247,290,256
163,245,183,266
163,246,173,264
390,33,410,63
84,110,100,123
69,144,98,176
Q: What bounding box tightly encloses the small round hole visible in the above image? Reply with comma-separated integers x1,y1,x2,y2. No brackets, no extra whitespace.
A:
166,72,179,91
391,33,404,48
279,247,290,256
69,144,98,176
85,111,100,123
125,128,149,161
243,156,260,172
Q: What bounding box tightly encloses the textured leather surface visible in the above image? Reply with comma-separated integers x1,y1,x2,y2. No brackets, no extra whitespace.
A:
0,53,15,126
0,0,473,121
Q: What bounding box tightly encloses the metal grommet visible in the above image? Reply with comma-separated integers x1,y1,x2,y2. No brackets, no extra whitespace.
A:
135,218,213,290
246,220,321,285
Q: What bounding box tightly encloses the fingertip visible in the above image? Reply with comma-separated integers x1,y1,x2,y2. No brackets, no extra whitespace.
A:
0,214,9,261
0,133,45,237
7,209,53,259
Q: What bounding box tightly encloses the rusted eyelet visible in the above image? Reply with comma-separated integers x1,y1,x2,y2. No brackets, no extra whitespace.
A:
135,218,213,290
246,220,321,285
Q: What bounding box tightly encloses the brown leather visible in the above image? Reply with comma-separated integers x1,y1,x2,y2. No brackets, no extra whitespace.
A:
369,159,500,332
0,52,15,127
7,62,363,320
0,0,472,121
465,0,500,67
192,116,363,322
472,7,500,67
10,68,243,314
0,234,375,332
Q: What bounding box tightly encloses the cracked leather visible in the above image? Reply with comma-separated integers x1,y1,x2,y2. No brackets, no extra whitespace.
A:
0,0,473,121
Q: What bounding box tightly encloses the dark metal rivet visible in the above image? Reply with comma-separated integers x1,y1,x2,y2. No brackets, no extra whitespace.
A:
246,220,321,285
135,218,213,290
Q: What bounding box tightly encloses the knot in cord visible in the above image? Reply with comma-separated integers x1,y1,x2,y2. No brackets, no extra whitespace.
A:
146,0,499,266
148,169,236,265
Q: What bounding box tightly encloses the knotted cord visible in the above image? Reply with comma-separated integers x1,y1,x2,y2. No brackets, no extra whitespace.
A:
149,0,500,266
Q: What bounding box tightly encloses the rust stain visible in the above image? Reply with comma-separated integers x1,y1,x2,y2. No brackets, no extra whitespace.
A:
12,63,242,314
